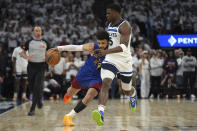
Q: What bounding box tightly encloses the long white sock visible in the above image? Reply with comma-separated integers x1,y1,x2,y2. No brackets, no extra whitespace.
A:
98,105,105,112
66,109,76,117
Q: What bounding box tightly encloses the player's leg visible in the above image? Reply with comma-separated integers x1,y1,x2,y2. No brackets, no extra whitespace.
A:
63,86,80,104
13,75,20,101
118,72,137,111
92,64,117,126
63,87,99,126
21,72,28,101
27,65,37,116
13,65,22,101
62,76,83,125
63,77,81,104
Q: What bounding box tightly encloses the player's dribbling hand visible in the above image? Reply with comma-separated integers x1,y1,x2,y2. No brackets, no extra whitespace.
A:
94,49,107,57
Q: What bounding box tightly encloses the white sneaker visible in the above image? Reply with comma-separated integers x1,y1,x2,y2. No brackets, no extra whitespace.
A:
191,94,196,98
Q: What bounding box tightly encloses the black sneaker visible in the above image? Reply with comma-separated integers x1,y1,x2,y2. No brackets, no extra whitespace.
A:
37,102,43,109
28,110,35,116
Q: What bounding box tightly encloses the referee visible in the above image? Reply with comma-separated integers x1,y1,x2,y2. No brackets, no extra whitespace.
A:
21,26,49,116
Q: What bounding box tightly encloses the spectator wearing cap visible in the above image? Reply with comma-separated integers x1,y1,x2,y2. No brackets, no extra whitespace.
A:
182,49,197,99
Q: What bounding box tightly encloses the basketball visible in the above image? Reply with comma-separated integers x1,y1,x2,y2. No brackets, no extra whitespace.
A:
45,49,60,66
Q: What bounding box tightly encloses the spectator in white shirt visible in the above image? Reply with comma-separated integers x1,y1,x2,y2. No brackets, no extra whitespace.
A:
150,51,163,98
12,41,28,101
49,53,67,98
182,49,197,98
43,75,61,100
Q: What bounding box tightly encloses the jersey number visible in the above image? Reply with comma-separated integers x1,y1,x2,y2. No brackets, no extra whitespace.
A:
109,37,113,46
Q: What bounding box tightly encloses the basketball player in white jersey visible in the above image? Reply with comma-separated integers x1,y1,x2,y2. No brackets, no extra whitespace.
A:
12,41,28,101
92,4,137,126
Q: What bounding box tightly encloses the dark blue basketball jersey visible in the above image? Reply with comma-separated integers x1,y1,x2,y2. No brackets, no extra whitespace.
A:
76,42,105,88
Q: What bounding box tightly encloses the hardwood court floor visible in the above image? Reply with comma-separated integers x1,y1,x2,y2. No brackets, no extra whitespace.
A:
0,99,197,131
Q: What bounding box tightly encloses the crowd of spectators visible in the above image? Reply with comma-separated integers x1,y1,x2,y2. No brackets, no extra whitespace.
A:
0,0,197,100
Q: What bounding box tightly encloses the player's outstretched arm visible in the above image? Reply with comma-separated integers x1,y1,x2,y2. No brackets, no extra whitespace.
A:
55,43,94,53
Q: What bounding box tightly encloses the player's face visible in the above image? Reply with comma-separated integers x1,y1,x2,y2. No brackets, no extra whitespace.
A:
33,27,42,38
106,9,114,22
97,39,108,50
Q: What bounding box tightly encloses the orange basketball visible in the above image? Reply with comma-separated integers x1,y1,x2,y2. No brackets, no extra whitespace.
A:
46,49,60,66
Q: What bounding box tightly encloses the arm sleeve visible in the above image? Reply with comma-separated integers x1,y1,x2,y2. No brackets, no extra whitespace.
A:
57,45,83,52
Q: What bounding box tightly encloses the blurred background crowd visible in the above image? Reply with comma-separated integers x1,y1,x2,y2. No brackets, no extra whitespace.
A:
0,0,197,101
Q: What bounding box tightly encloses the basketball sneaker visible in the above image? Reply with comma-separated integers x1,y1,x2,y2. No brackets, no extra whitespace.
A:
23,97,28,101
129,93,137,111
62,115,74,126
63,94,72,104
62,126,73,131
92,109,104,126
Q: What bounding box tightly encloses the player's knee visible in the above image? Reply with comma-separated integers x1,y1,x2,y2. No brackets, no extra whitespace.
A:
102,78,112,89
122,83,135,96
121,82,132,91
87,88,98,98
123,90,131,96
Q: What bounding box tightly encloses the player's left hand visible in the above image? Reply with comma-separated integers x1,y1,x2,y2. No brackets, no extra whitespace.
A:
94,49,107,57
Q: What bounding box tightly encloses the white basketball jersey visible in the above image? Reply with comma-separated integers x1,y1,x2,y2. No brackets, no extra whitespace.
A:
12,47,28,66
106,20,132,62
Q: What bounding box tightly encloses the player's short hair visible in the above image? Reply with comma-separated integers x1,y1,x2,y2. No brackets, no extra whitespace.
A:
107,4,121,13
96,30,109,41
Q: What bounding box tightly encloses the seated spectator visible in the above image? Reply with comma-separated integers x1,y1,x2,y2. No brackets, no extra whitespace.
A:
161,73,177,99
43,75,61,100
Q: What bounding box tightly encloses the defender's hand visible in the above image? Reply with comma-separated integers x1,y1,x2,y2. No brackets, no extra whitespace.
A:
94,49,107,57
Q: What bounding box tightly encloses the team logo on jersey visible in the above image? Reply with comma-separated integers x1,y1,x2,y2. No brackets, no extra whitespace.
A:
94,58,102,69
